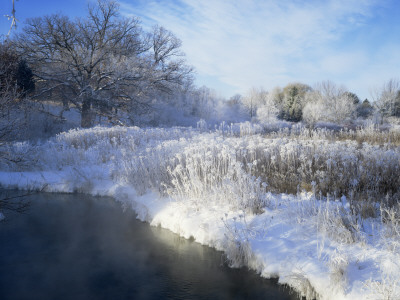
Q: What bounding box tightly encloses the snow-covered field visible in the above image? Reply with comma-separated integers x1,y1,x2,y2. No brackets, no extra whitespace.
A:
1,124,400,300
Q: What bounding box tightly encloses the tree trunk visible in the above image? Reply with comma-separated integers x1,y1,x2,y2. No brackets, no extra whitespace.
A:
81,98,93,128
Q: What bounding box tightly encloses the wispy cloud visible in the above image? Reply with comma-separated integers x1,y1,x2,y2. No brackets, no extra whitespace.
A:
120,0,399,99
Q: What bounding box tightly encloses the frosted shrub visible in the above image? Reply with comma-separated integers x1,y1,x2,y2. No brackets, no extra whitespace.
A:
116,140,187,196
164,137,268,213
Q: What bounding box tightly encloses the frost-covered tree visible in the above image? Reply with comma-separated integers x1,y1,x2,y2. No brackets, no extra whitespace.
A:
356,99,374,119
242,87,269,119
256,93,278,123
343,91,360,105
226,94,242,111
15,0,192,127
303,81,357,126
274,83,311,122
302,92,325,127
319,81,356,123
372,79,400,118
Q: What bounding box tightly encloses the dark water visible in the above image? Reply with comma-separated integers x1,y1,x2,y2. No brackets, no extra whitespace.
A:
0,191,298,300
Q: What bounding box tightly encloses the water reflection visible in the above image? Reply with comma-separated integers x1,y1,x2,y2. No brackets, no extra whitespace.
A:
0,192,298,300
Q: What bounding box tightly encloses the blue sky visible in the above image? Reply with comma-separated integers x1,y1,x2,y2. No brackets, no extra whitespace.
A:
1,0,399,100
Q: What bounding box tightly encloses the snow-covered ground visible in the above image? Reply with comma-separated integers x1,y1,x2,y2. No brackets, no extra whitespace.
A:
1,124,399,300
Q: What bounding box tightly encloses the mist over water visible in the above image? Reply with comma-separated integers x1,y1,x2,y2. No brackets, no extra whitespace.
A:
0,192,297,300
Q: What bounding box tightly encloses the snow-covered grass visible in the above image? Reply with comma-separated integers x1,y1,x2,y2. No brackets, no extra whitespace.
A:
1,124,400,299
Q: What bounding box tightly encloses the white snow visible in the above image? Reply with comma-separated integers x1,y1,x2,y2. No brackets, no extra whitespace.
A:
0,125,399,300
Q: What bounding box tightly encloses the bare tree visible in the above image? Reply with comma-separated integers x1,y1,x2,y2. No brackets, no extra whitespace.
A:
15,0,192,127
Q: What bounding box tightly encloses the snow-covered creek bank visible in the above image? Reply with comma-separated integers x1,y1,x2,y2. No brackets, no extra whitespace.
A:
1,126,399,299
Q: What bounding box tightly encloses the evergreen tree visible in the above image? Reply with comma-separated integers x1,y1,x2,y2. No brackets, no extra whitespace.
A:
276,83,311,122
